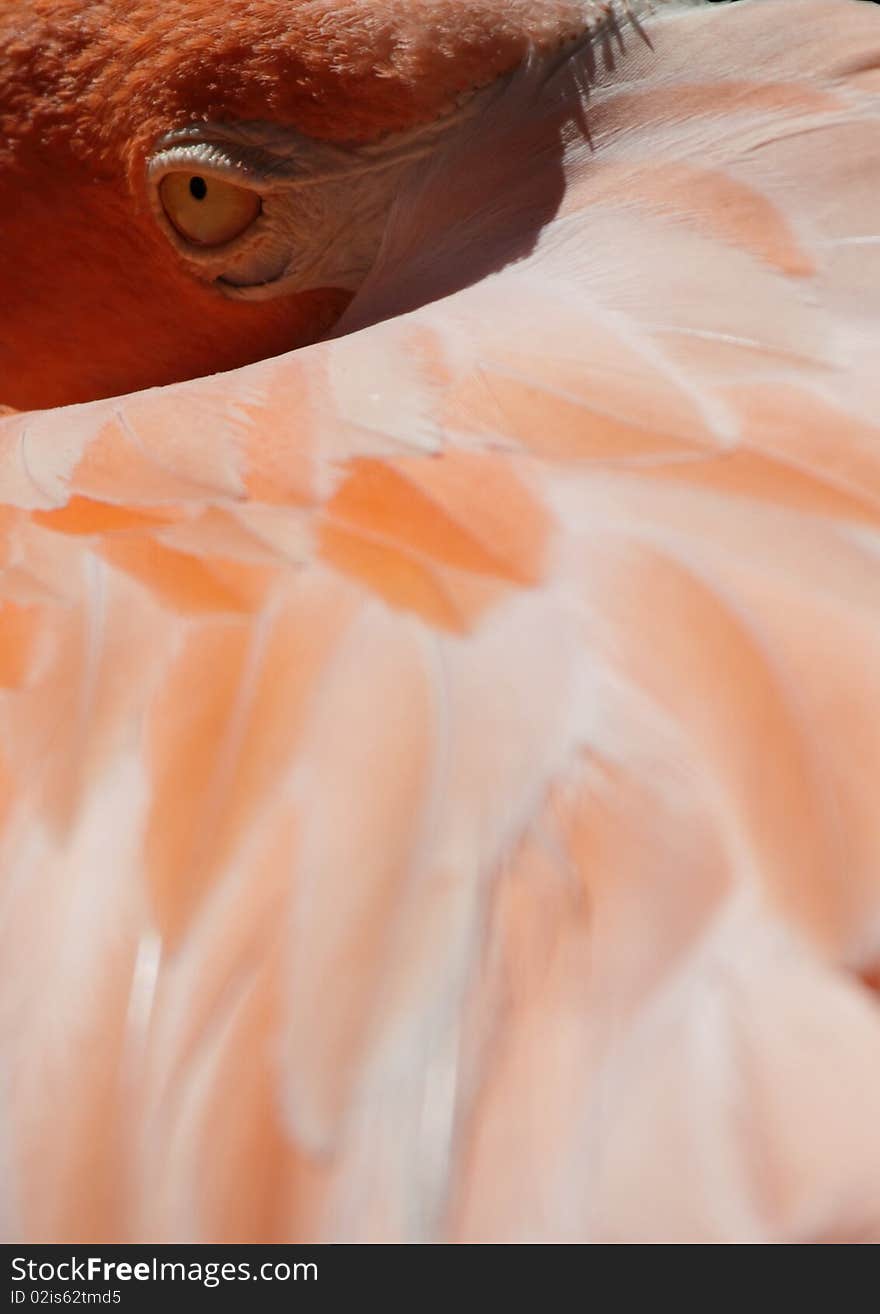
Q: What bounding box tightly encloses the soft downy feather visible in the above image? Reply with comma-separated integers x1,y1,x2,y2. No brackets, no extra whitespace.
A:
1,0,880,1242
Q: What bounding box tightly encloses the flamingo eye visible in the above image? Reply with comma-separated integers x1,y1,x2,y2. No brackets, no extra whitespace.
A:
158,172,262,247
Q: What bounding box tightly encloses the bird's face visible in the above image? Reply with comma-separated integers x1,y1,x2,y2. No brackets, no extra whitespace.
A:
0,0,591,411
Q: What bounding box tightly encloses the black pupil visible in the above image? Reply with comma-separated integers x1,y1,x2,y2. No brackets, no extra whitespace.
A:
189,176,208,201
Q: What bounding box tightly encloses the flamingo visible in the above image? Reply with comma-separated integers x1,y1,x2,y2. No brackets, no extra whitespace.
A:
1,0,879,1243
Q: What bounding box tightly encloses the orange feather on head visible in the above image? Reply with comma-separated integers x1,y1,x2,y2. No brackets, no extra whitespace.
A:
2,0,880,1244
0,0,590,410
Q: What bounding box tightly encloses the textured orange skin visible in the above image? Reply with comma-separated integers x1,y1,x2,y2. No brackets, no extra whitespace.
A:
2,138,351,410
0,0,587,410
2,0,880,1245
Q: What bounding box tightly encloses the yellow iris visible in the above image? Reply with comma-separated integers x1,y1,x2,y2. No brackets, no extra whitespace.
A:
159,173,262,247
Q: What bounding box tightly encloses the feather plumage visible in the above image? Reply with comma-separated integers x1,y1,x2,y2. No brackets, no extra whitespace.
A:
1,0,880,1241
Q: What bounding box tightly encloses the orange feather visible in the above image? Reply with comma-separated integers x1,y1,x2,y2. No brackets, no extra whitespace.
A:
1,0,880,1243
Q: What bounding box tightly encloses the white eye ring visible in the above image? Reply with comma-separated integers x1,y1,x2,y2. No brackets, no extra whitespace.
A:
146,104,494,301
147,141,289,294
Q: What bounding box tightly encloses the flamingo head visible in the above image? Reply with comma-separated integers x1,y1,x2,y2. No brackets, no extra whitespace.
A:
0,0,596,410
